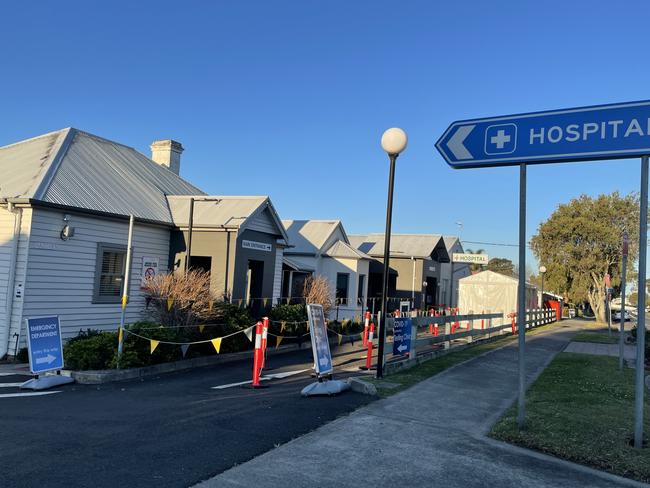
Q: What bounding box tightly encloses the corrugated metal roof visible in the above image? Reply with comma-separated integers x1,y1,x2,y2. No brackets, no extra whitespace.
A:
283,256,315,272
0,128,203,224
167,195,288,239
324,240,371,260
0,129,67,199
282,220,345,254
349,233,448,260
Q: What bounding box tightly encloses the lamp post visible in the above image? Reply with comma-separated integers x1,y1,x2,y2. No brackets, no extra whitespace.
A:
539,265,547,308
376,127,408,378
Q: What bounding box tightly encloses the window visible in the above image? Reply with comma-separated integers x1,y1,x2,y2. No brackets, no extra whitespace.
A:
93,243,127,303
357,275,365,300
336,273,349,305
189,256,212,274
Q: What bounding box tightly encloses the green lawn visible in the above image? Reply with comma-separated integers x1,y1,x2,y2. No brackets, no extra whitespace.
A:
571,331,619,344
491,353,650,483
367,320,563,397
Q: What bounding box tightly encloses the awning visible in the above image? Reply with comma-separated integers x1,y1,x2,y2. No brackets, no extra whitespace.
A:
283,256,315,272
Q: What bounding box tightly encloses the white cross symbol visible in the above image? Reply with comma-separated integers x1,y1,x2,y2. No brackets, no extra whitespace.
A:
490,130,511,149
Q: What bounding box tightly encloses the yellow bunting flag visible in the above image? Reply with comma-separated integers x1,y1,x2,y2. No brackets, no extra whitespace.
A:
244,326,254,342
276,336,283,349
150,340,160,354
199,324,205,333
121,295,128,310
280,321,287,332
263,298,268,307
167,298,174,311
338,334,343,346
211,338,222,354
118,327,124,344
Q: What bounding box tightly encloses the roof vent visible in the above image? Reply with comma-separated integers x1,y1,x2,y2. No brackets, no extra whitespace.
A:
150,140,183,175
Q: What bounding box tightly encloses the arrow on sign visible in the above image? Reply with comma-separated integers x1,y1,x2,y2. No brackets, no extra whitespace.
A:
35,354,56,365
446,125,474,160
397,344,408,353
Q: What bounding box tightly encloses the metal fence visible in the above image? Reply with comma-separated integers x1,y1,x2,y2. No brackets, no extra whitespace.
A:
380,308,557,363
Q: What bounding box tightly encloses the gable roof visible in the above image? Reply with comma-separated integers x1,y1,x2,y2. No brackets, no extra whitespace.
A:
324,240,371,260
349,233,450,262
282,220,348,254
0,128,203,224
167,195,288,240
442,236,460,252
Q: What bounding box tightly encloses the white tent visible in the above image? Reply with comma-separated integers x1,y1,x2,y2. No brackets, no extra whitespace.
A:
458,270,538,318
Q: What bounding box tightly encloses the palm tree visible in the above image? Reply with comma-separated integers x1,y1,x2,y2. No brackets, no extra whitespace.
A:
464,248,486,274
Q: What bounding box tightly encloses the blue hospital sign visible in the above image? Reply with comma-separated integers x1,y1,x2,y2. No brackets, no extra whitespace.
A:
26,316,65,374
436,100,650,168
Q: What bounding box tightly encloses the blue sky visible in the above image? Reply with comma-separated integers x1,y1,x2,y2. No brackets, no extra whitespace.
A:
1,1,648,270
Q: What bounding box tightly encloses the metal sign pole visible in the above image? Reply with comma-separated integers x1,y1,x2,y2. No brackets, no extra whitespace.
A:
619,231,628,371
517,163,527,430
634,155,648,449
185,197,195,272
117,215,135,368
449,261,455,308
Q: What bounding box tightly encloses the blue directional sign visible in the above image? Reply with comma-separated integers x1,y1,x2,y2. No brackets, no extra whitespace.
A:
26,316,64,374
307,304,333,375
393,317,412,356
436,100,650,168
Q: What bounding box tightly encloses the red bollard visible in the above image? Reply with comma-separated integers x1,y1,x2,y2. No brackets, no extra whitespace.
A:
363,311,370,346
251,321,264,388
509,313,517,335
481,310,485,330
364,322,375,370
260,317,269,369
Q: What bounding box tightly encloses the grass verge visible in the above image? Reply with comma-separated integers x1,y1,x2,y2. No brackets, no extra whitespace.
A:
571,331,619,344
490,353,650,483
366,320,565,397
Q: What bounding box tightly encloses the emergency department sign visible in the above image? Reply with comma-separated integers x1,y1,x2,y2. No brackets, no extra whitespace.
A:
436,100,650,168
307,304,333,375
26,316,64,374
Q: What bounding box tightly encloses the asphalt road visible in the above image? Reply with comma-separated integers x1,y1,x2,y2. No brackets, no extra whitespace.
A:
0,346,374,488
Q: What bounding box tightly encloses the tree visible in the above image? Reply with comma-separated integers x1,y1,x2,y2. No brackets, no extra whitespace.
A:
486,257,516,278
303,275,334,316
464,248,486,273
530,192,640,323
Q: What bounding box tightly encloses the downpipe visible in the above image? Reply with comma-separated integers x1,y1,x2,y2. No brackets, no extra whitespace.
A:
1,203,22,359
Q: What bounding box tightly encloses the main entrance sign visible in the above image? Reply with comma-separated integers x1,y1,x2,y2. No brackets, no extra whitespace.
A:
436,100,650,168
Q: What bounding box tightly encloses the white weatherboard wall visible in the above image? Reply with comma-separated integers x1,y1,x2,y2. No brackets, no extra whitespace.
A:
0,207,32,357
15,208,171,353
272,246,283,302
320,256,368,321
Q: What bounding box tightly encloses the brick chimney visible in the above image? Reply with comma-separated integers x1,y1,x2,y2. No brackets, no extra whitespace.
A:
150,139,184,175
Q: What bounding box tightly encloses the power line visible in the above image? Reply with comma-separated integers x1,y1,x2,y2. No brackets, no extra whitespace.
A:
462,240,533,249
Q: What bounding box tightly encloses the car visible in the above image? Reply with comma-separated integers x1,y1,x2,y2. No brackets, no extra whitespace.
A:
613,310,632,321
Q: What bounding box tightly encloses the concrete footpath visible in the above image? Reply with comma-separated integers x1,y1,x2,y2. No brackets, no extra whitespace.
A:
194,320,648,488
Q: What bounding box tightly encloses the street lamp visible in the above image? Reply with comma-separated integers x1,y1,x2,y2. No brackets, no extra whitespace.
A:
539,265,547,308
377,127,408,378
